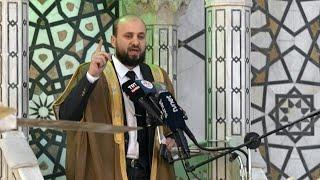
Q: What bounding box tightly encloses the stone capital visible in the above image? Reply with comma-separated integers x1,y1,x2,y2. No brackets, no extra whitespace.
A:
121,0,191,25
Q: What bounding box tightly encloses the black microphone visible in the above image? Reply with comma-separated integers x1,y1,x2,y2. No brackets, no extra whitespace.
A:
134,80,164,126
122,80,163,126
153,82,191,160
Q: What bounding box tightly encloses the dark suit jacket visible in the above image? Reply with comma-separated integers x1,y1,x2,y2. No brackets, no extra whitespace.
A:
59,62,155,121
59,62,157,169
54,61,175,180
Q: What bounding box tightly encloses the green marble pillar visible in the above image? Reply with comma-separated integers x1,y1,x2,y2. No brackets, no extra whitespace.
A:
0,0,29,178
205,0,252,179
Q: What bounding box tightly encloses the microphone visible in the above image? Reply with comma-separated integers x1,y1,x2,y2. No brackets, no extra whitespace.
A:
153,82,191,160
134,80,164,123
134,80,157,95
153,83,188,129
121,80,163,126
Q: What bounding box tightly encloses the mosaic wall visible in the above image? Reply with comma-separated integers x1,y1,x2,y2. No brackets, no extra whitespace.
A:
177,0,206,141
176,0,319,178
176,0,207,179
250,0,320,179
28,0,320,179
28,0,118,179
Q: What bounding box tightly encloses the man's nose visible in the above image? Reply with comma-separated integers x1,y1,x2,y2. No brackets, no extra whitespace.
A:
131,36,140,46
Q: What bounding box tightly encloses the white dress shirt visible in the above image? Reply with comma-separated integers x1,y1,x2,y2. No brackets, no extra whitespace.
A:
86,55,142,159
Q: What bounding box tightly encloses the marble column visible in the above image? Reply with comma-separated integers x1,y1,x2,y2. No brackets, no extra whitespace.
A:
0,0,29,179
205,0,252,179
120,0,191,91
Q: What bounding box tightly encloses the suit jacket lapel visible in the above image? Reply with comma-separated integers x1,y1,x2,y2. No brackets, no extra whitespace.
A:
140,63,154,82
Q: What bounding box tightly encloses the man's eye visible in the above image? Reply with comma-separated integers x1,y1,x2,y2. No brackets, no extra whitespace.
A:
138,35,145,40
125,34,132,38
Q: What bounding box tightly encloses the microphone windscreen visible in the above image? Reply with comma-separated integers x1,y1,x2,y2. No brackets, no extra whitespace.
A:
135,80,157,95
153,82,168,95
158,91,187,131
121,80,145,102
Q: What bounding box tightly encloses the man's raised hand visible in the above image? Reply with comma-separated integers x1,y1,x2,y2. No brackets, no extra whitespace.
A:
88,39,111,77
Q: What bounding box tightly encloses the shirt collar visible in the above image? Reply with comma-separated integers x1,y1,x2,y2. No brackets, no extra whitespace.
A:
112,55,142,80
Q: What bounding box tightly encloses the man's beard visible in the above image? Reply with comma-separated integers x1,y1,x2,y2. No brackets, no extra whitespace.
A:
116,47,145,67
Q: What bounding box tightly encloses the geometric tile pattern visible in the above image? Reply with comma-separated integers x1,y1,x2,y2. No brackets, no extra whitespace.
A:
29,92,55,120
26,0,319,179
176,0,207,178
177,29,206,179
178,29,206,61
28,0,118,179
204,0,252,177
251,0,320,179
1,1,29,178
0,0,29,118
28,128,66,179
269,87,315,142
146,25,178,88
175,34,210,179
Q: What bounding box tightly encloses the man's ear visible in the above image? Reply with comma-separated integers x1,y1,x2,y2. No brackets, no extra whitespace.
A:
111,35,116,48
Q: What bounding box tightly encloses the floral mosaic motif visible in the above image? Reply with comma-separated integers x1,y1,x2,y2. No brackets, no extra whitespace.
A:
29,92,55,119
29,0,118,179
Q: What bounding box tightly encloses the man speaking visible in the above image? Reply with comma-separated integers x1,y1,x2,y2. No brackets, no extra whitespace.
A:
53,15,176,180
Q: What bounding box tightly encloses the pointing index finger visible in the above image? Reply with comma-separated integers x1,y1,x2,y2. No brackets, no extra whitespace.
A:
96,39,103,52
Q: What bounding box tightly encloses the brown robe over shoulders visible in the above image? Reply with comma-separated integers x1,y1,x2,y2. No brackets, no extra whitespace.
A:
53,61,175,180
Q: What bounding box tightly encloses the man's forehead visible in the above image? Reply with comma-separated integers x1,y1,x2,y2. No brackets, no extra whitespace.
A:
118,18,145,27
117,19,146,33
118,15,145,26
119,16,142,23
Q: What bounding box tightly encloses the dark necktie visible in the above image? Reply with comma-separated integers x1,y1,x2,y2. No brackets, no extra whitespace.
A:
125,71,145,121
125,70,148,157
125,71,136,81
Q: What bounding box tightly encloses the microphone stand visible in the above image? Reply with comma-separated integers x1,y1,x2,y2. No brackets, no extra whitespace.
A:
185,108,320,173
182,127,249,174
142,98,250,177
